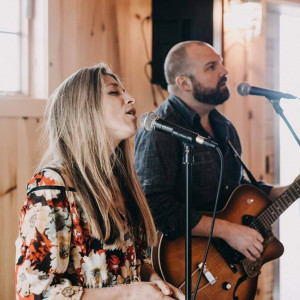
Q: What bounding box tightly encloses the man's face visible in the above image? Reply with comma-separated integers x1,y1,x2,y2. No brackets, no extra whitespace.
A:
186,44,230,105
190,74,230,105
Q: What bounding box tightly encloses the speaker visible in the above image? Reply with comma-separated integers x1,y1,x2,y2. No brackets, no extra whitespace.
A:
151,0,222,90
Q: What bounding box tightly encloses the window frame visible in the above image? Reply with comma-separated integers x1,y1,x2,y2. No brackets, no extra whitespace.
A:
0,0,47,118
0,0,27,95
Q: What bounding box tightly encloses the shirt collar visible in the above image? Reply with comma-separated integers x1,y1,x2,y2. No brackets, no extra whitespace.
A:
169,94,231,130
168,94,200,128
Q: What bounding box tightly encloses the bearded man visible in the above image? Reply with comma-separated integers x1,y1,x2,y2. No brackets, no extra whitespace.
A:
134,41,292,262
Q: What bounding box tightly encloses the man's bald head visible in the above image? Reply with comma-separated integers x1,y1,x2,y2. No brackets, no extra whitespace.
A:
164,41,207,92
164,41,229,105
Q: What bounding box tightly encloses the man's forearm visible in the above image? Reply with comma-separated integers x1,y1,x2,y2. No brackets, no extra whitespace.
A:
191,215,229,238
269,174,300,201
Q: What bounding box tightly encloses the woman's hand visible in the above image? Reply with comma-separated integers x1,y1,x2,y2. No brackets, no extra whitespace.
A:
141,263,185,299
125,281,178,300
82,263,185,300
150,278,185,300
82,281,178,300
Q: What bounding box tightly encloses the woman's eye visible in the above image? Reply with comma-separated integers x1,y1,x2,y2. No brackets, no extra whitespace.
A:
109,91,119,95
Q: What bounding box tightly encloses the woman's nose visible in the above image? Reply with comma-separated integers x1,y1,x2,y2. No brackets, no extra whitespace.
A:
124,93,136,104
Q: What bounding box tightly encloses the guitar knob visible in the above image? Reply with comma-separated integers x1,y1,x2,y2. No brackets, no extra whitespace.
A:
222,282,232,290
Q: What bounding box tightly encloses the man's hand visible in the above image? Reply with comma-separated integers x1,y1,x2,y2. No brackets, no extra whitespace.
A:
221,222,264,261
192,215,264,261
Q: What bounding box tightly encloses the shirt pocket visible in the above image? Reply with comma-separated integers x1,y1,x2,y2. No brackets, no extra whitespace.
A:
192,149,216,188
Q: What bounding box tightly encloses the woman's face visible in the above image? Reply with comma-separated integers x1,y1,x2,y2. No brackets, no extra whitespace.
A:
102,75,137,146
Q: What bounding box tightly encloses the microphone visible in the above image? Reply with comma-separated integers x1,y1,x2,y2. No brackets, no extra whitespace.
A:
140,112,218,148
237,82,298,99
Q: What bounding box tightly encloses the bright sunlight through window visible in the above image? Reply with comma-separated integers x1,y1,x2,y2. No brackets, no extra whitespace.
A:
0,0,21,93
279,13,300,300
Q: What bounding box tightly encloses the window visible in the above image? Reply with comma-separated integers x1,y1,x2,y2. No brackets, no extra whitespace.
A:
278,12,300,300
0,0,23,94
267,3,300,300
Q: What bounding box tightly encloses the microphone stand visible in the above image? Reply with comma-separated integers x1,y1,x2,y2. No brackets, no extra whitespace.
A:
183,144,193,300
267,97,300,147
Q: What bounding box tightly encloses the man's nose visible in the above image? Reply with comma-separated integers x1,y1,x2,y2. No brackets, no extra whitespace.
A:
220,64,228,77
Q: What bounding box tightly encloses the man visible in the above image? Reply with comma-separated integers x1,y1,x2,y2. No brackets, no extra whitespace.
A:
134,41,296,262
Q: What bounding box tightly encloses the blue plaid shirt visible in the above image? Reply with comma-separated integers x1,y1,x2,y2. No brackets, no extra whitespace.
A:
134,94,272,239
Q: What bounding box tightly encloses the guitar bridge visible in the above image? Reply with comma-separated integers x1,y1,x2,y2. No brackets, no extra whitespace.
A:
199,263,216,285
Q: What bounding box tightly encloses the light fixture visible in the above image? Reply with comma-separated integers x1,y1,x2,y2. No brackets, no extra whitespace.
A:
224,0,263,40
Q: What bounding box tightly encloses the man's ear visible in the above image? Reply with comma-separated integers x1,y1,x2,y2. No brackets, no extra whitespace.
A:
175,76,192,92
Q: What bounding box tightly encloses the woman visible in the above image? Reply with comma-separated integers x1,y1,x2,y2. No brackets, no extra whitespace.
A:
15,63,184,299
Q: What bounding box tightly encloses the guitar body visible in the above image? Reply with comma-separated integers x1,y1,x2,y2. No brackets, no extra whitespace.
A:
152,185,285,300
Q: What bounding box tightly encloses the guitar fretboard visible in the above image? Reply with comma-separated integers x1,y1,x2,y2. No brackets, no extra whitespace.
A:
258,179,300,229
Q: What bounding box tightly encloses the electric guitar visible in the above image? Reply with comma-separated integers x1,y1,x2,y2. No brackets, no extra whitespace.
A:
151,180,300,300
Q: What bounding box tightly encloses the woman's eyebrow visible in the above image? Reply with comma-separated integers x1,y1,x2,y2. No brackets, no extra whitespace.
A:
105,83,119,87
106,82,125,92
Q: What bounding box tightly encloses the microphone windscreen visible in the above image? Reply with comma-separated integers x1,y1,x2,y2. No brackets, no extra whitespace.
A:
237,82,251,96
140,112,157,131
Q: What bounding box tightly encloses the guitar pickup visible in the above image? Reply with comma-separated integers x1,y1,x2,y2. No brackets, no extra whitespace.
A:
199,263,216,285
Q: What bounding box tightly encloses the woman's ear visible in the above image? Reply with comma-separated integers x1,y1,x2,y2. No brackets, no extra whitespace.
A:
175,76,192,92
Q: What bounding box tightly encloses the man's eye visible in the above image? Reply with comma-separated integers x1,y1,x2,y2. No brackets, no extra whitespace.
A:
208,65,215,70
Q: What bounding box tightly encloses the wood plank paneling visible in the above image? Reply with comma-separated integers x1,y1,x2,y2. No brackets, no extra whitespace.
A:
48,0,165,115
48,0,121,95
0,117,45,300
0,118,17,300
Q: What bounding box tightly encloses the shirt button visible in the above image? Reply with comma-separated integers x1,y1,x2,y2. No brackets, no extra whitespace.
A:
225,185,229,190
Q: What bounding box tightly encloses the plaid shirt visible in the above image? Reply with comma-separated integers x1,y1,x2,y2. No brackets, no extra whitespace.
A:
134,94,272,239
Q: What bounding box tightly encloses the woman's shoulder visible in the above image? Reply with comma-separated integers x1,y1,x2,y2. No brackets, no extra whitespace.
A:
26,168,66,194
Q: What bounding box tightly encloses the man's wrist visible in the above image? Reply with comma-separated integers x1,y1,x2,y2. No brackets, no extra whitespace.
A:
212,218,232,239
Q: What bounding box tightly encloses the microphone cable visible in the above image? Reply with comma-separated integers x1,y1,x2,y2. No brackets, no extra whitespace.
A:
192,146,224,300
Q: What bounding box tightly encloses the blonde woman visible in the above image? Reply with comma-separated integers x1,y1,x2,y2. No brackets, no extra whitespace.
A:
15,63,184,300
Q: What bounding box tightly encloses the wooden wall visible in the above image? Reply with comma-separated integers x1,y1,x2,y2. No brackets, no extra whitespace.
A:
0,115,45,299
0,1,48,298
0,0,284,298
48,0,166,111
223,0,275,185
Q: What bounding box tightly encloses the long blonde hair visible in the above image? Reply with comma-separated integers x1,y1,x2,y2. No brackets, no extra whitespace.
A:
40,63,156,246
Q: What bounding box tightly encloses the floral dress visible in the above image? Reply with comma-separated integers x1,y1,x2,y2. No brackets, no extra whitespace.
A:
15,169,151,299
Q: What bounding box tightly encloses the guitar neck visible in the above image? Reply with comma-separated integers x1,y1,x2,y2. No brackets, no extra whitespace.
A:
258,179,300,228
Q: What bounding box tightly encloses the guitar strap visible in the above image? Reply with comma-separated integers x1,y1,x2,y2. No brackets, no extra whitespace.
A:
227,140,261,189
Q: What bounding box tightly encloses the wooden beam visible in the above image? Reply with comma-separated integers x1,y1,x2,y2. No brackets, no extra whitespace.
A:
0,98,46,117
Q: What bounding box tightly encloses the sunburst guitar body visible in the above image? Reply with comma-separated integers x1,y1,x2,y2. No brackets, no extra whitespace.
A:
152,181,300,300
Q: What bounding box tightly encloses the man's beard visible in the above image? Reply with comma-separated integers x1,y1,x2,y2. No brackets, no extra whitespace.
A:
190,75,230,105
